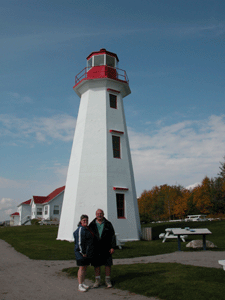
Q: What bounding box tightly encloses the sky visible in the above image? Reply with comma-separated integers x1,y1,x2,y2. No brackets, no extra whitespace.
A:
1,0,225,221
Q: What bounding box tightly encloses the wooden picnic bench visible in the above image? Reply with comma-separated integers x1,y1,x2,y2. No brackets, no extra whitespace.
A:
159,228,188,243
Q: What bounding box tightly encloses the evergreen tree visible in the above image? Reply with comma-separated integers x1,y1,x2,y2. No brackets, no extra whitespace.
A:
218,156,225,179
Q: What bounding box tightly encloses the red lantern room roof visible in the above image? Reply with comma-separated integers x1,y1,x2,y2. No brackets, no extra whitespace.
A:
86,48,119,62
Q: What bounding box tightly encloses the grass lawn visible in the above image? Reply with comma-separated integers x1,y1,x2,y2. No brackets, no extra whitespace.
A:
0,220,225,259
1,221,225,300
63,263,225,300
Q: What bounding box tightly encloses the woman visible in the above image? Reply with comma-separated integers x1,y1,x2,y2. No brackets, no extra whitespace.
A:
73,214,94,292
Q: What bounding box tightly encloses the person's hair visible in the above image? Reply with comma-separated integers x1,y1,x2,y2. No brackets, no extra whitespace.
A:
80,214,88,221
77,214,88,226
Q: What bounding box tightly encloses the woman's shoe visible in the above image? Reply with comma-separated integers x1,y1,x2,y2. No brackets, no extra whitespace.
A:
78,285,87,292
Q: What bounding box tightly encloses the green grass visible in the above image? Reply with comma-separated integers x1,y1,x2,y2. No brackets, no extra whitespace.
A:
0,220,225,259
1,221,225,299
0,226,74,260
63,263,225,300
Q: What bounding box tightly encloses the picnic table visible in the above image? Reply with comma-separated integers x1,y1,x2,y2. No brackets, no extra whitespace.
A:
218,260,225,270
159,228,187,243
171,228,212,251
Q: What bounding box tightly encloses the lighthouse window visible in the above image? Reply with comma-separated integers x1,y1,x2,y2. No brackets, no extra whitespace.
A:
94,55,104,66
112,135,120,158
106,55,115,68
116,193,125,218
109,94,117,109
87,57,92,69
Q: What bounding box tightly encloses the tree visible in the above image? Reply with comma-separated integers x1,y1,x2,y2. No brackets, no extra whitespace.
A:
192,177,213,214
173,189,190,219
218,156,225,179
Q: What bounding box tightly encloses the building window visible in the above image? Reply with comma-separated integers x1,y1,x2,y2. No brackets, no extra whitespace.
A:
116,194,125,218
44,206,48,215
112,135,120,158
109,94,117,109
53,205,59,215
37,208,42,216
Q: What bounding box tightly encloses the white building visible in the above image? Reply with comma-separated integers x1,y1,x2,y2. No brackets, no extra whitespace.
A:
11,186,65,226
31,186,65,221
18,199,32,225
10,212,20,226
57,49,141,242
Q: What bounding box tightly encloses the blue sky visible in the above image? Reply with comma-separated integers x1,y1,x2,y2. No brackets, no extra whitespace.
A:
1,0,225,221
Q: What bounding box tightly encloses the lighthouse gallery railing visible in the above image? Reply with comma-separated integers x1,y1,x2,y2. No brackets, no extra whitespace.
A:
75,67,129,86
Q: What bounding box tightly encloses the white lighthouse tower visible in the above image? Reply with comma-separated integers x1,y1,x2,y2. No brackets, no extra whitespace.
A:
57,49,141,242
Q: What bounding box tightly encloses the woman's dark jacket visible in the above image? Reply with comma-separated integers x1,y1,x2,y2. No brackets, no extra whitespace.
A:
73,225,94,261
88,217,116,258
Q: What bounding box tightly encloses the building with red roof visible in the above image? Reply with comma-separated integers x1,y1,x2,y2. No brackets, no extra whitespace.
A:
31,186,65,222
17,199,32,225
13,186,65,226
10,212,20,226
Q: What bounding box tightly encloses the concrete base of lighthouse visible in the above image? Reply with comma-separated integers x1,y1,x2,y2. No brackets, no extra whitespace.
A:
57,77,141,242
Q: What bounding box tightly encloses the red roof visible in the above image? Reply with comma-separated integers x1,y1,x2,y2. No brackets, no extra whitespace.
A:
11,212,19,216
33,196,47,204
86,48,119,62
33,186,65,204
44,186,65,203
21,199,31,205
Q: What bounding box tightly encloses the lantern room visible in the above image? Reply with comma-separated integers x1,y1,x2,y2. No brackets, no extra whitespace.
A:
74,48,129,87
87,48,119,69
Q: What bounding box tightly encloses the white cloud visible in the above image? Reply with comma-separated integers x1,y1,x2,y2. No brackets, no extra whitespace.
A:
0,198,18,221
1,113,225,214
129,115,225,195
0,197,14,209
186,182,201,190
0,177,28,189
169,23,225,38
0,114,76,144
8,92,33,104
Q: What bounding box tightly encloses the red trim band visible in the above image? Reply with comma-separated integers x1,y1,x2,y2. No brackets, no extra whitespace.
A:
113,187,129,191
107,88,120,94
109,130,124,134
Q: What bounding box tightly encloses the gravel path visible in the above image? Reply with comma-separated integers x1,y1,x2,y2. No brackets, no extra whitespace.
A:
1,239,224,300
0,240,156,300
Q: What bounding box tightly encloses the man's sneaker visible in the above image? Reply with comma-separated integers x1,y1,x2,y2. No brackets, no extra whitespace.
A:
82,283,89,289
105,278,112,288
93,278,101,288
78,285,87,292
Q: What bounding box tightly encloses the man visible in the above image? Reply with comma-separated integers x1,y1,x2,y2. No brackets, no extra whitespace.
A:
89,209,116,288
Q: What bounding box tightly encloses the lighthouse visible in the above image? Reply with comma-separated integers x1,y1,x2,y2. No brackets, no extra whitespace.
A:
57,49,141,242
